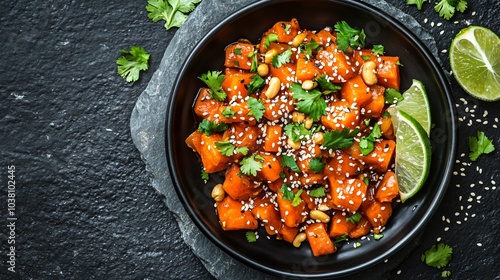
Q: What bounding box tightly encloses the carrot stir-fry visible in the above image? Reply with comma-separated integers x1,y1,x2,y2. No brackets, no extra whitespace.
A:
186,18,402,256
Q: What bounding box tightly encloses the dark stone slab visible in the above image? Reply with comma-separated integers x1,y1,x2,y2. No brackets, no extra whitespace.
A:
129,0,450,279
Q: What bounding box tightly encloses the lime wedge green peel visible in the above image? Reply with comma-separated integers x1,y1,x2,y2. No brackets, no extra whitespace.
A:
392,79,432,136
391,110,431,202
450,26,500,102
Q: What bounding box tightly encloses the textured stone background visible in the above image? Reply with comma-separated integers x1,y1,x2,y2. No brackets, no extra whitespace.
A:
0,0,499,279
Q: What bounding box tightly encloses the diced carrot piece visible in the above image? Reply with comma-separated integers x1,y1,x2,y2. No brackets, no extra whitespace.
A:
185,130,202,152
340,75,372,108
186,131,230,173
328,177,367,213
353,49,376,71
221,68,254,101
277,190,307,228
257,152,282,183
295,145,322,173
348,217,372,238
222,165,262,200
262,91,295,121
251,195,282,235
314,29,336,47
222,124,260,157
306,223,336,256
375,171,399,203
324,150,362,179
224,42,255,70
321,100,360,131
278,225,299,243
216,195,258,230
270,62,296,84
362,85,386,118
193,88,224,120
344,140,396,173
328,211,356,238
364,201,393,233
263,124,282,153
317,45,357,83
267,18,300,44
268,177,284,193
218,102,256,124
376,56,400,91
379,115,394,139
296,53,320,81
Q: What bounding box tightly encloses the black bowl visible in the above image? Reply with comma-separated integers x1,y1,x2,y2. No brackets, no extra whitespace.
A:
166,0,457,278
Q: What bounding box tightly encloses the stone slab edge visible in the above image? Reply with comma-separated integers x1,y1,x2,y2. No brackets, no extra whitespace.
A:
130,0,438,279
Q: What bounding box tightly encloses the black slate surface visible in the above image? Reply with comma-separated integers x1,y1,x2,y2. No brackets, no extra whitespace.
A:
0,0,499,280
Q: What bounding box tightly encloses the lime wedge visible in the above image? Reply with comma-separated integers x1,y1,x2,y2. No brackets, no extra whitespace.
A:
391,110,431,202
393,79,432,136
450,26,500,101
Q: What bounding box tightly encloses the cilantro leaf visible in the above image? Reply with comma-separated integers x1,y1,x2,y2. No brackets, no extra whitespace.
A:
372,44,385,56
346,212,362,224
246,231,257,242
240,154,264,176
248,50,258,72
146,0,201,30
434,0,467,20
284,123,311,142
281,154,300,172
272,48,292,68
236,147,249,156
359,123,382,155
469,131,495,161
421,243,453,268
291,189,303,206
264,34,278,50
222,106,235,118
314,74,341,94
384,88,403,104
322,128,359,149
247,97,265,121
247,74,265,94
334,21,366,51
199,71,227,101
233,48,242,55
215,141,235,156
116,46,150,83
373,233,384,240
280,183,294,200
197,119,228,136
309,187,326,198
334,234,348,245
406,0,427,10
301,38,320,57
309,156,325,174
201,169,209,181
441,271,452,278
290,83,327,121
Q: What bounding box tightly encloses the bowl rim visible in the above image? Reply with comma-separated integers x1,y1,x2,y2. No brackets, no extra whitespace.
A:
166,0,457,278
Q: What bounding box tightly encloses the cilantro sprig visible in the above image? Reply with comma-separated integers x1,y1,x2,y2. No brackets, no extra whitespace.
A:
314,74,341,94
280,183,294,200
309,156,325,174
272,48,292,68
240,154,264,176
146,0,201,30
197,119,228,136
346,212,362,224
359,123,382,155
290,83,327,121
322,128,359,150
469,131,495,161
334,21,366,52
116,46,150,83
247,97,265,121
281,154,300,172
199,71,226,101
246,231,257,242
308,187,326,198
421,243,453,269
435,0,467,20
247,74,265,94
264,34,278,50
384,88,403,104
284,123,311,142
215,141,249,157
